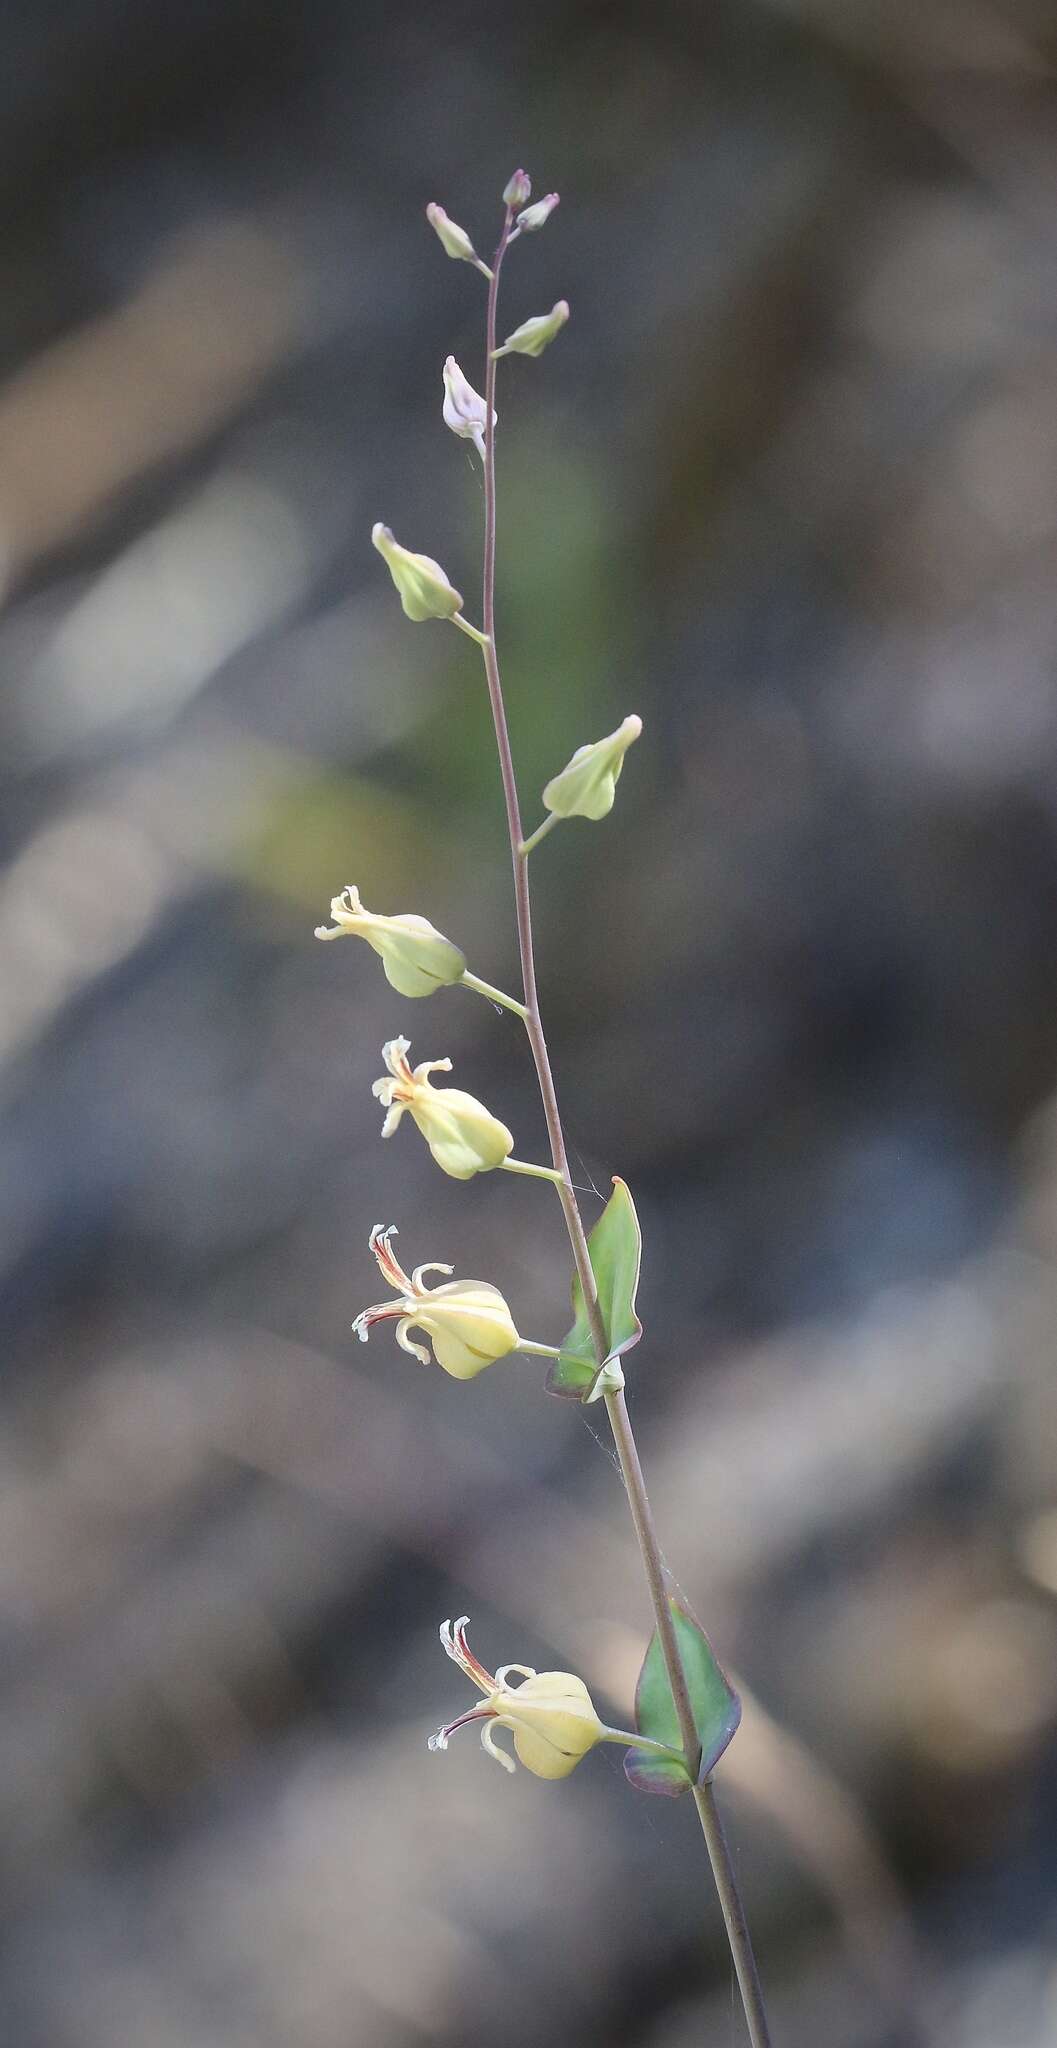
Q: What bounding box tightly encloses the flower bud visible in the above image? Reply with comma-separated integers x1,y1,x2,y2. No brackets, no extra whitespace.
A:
352,1226,520,1380
441,356,495,461
502,169,532,209
371,522,463,623
542,714,643,821
315,885,466,998
373,1036,513,1179
430,1618,609,1779
426,203,483,268
491,300,570,360
516,193,559,233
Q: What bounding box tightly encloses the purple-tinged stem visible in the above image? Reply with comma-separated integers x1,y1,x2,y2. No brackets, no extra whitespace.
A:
474,210,772,2048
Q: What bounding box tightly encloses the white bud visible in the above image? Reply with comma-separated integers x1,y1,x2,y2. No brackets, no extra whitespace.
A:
503,169,532,209
516,193,559,233
441,357,495,460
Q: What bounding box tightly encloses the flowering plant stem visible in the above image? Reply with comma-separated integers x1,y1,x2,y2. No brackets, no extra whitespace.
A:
476,207,772,2048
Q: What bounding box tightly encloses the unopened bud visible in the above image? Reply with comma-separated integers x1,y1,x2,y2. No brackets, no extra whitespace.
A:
371,522,463,623
516,193,559,233
426,203,489,275
441,356,495,460
542,715,643,821
503,169,532,209
491,300,570,361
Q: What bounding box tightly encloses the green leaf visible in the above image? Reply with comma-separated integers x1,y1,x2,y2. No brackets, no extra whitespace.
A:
546,1177,642,1402
544,1350,599,1399
624,1600,741,1798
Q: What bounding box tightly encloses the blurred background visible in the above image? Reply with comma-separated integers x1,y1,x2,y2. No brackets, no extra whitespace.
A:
3,1,1057,2042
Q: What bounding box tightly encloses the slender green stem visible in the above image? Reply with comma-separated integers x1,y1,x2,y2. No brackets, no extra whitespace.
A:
518,813,560,857
452,613,491,647
501,1156,564,1184
459,970,528,1018
517,1339,563,1358
475,206,772,2048
603,1385,702,1770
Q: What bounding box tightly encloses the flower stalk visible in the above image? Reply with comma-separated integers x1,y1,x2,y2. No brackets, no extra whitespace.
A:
517,813,560,858
458,969,527,1017
327,174,772,2048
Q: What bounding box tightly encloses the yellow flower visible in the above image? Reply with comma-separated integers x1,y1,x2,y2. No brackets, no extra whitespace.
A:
428,1617,608,1780
352,1225,520,1380
373,1036,513,1179
314,885,466,998
371,522,464,622
542,714,642,821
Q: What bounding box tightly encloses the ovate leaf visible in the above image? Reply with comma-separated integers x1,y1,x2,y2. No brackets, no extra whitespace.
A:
546,1177,643,1401
624,1599,741,1797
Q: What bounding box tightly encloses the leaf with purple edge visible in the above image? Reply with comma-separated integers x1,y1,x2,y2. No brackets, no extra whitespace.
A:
546,1176,642,1402
624,1599,741,1797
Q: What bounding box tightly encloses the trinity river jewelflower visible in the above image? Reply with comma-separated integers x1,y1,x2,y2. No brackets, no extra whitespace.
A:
428,1617,609,1779
492,300,570,360
314,886,466,998
441,357,494,461
352,1225,520,1379
542,714,643,822
371,522,464,622
373,1037,513,1179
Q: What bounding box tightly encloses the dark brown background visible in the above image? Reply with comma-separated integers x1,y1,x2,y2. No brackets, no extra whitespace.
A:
3,3,1057,2043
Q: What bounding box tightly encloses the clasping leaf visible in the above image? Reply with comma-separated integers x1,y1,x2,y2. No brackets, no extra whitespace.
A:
546,1176,642,1401
624,1599,741,1797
